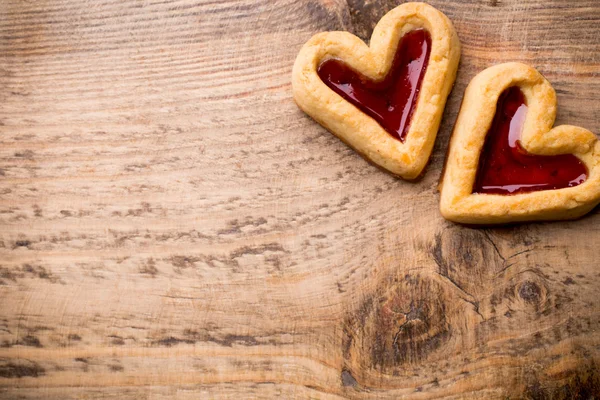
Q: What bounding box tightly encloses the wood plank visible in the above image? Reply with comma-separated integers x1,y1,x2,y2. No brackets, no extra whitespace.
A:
1,0,599,398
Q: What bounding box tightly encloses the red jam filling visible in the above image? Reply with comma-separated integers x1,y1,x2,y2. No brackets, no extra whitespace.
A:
317,29,431,142
473,86,587,195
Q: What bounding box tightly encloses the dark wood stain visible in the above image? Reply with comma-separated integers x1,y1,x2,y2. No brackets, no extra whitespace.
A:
17,335,43,348
0,362,45,378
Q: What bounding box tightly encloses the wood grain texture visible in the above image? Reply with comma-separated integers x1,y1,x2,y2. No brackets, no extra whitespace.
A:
1,0,599,398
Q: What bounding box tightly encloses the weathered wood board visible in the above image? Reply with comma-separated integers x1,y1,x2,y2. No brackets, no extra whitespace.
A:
1,0,600,398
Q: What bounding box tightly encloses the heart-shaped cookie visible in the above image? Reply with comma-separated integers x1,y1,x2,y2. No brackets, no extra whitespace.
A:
440,62,600,224
292,2,460,179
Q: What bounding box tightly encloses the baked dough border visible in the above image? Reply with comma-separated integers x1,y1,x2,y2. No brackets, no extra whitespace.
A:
440,62,600,224
292,2,461,179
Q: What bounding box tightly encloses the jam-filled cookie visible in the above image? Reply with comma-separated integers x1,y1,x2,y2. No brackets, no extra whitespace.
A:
292,2,460,179
440,62,600,224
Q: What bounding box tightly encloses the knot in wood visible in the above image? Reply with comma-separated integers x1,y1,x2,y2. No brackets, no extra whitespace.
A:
342,273,452,378
518,280,541,303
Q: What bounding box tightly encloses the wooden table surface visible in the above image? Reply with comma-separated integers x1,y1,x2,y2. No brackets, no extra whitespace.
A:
1,0,600,398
